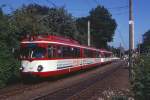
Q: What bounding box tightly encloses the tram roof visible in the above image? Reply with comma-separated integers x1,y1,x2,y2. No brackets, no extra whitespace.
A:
21,35,112,53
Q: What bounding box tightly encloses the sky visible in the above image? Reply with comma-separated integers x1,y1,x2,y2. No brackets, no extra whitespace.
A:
0,0,150,50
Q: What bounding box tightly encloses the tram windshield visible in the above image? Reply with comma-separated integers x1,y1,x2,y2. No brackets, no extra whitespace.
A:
20,47,46,59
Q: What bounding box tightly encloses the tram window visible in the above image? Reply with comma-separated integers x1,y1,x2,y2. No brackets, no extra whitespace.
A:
56,46,69,58
70,47,75,57
94,51,100,58
74,48,80,58
32,47,46,58
56,46,80,58
48,45,53,58
62,46,69,58
84,49,93,58
77,48,80,57
105,53,108,58
106,53,112,57
57,46,63,58
93,51,96,57
101,53,105,58
71,47,74,57
48,45,62,58
90,51,93,57
104,53,111,58
51,45,80,59
20,47,46,58
91,51,100,58
20,48,30,59
84,49,87,57
98,53,101,58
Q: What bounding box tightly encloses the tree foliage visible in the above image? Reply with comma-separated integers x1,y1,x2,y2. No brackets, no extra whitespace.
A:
143,30,150,46
138,30,150,53
107,46,121,57
76,5,117,48
142,30,150,53
133,55,150,100
12,4,78,40
0,9,19,88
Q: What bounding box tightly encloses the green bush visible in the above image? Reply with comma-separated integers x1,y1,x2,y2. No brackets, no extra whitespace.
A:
133,55,150,100
0,9,20,88
0,44,20,88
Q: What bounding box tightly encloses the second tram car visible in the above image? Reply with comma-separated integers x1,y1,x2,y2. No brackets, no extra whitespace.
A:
20,35,114,77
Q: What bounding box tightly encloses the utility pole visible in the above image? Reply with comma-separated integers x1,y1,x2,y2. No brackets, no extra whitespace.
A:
88,20,90,46
120,43,122,58
129,0,134,79
138,40,141,56
138,34,142,56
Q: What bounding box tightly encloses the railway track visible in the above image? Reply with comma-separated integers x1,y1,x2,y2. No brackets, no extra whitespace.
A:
0,61,123,100
32,61,123,100
0,80,51,99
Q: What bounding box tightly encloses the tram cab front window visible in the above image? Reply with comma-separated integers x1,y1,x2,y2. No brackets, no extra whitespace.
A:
32,47,46,58
20,47,46,59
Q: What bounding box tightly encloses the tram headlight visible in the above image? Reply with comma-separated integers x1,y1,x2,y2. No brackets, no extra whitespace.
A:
20,67,24,71
37,65,43,72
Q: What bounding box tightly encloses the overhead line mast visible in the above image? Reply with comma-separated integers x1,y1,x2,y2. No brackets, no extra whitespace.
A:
88,20,91,46
129,0,134,79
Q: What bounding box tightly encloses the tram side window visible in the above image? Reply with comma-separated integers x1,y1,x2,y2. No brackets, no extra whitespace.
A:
84,49,88,58
48,45,53,58
105,53,108,58
107,53,112,58
32,47,46,58
57,46,63,58
49,45,80,59
98,52,101,58
48,45,62,58
84,49,93,58
104,53,111,58
101,53,105,58
74,48,80,58
20,48,30,59
61,46,80,58
94,51,100,58
62,46,71,58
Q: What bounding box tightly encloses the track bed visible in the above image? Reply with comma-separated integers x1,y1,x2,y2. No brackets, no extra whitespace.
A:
0,61,129,100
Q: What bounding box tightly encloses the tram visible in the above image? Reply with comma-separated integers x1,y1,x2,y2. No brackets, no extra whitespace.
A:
19,35,114,77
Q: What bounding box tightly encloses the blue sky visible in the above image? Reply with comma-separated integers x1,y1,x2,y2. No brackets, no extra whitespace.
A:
0,0,150,49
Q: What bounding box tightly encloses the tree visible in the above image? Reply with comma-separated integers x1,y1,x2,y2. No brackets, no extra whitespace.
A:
143,30,150,48
0,9,19,88
133,55,150,100
12,4,78,40
12,4,50,37
76,17,88,44
138,30,150,53
76,5,117,48
107,46,121,57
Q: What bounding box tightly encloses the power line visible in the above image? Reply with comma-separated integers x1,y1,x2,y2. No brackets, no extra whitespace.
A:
112,11,128,15
85,0,94,8
46,0,57,7
67,5,128,13
117,28,127,49
107,5,128,10
69,9,128,16
33,0,40,4
93,0,99,5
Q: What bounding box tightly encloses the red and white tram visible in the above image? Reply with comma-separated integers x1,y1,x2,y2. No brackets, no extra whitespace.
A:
20,35,114,77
